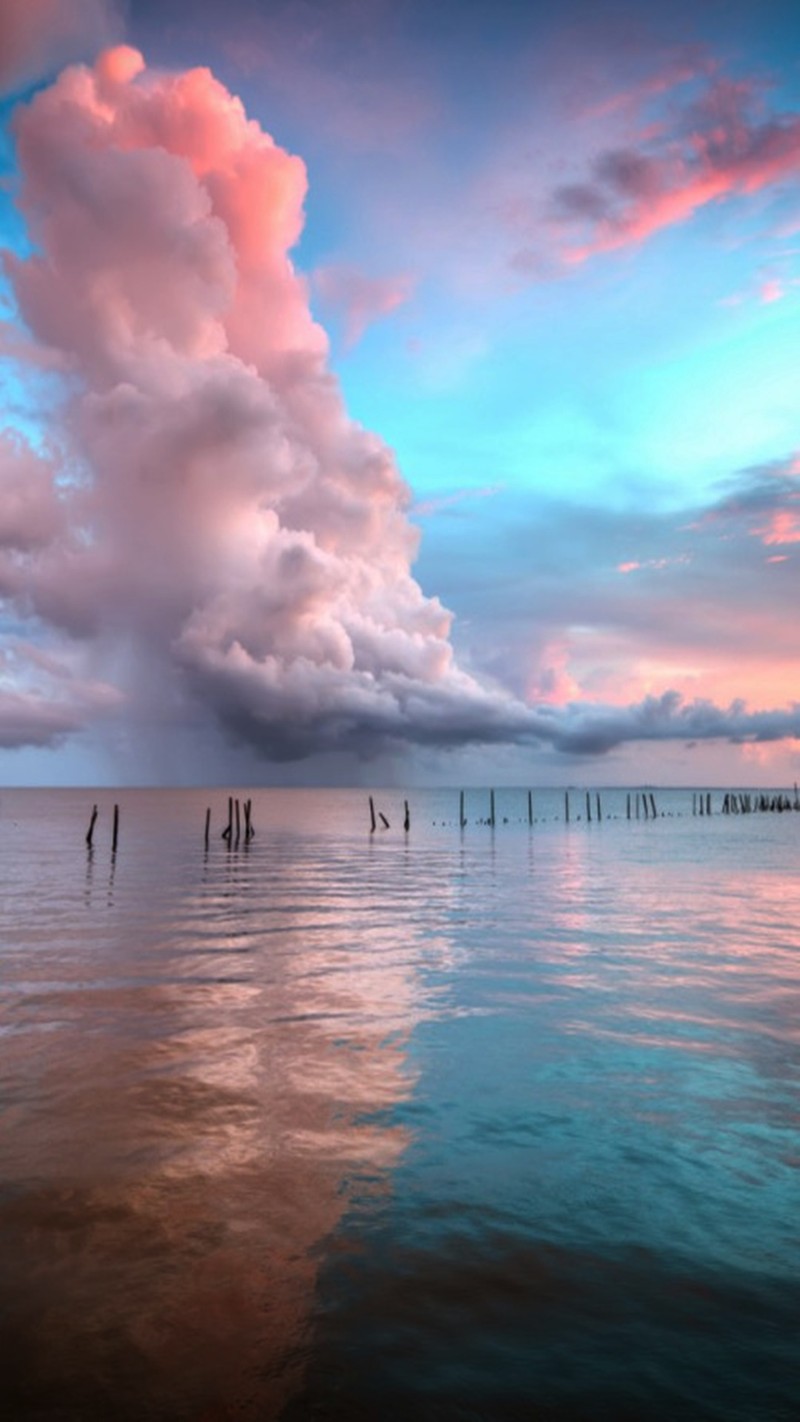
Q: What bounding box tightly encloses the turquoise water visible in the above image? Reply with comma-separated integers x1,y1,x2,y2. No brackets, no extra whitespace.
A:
1,787,798,1419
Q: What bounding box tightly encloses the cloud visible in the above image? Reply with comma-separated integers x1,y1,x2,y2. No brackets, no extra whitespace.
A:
0,0,122,97
535,692,800,757
0,47,532,760
553,74,800,264
0,638,121,748
313,264,415,347
416,452,800,727
2,47,799,770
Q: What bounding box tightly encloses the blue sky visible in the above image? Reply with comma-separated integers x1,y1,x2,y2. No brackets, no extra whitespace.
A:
1,0,799,785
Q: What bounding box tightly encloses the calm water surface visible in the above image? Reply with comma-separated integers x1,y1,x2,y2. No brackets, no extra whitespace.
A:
1,787,798,1420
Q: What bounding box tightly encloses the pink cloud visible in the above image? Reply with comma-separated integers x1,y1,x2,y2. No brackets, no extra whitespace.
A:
525,641,582,708
0,47,530,759
554,75,800,265
578,49,713,123
754,510,800,545
313,265,415,348
413,485,503,518
760,277,784,303
617,556,689,574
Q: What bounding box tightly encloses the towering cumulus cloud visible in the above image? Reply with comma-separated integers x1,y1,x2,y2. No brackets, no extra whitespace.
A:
2,48,524,760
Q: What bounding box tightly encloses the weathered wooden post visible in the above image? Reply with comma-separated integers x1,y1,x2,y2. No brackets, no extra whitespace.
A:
379,811,390,829
222,796,233,842
204,807,210,848
111,803,119,854
85,804,98,847
528,790,533,826
596,792,602,822
649,792,657,818
369,796,376,833
403,800,410,832
564,791,570,824
626,792,631,820
586,791,592,822
706,792,711,816
459,790,466,828
490,789,495,827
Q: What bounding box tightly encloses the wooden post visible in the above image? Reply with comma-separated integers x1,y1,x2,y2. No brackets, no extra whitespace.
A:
111,803,119,854
596,792,602,822
222,796,233,841
586,791,592,823
234,798,241,845
379,811,390,829
490,789,495,826
204,807,210,848
369,796,376,833
706,792,711,816
459,790,466,828
85,804,98,847
636,793,640,819
649,792,656,819
404,800,410,832
528,790,533,826
626,792,631,820
564,791,570,824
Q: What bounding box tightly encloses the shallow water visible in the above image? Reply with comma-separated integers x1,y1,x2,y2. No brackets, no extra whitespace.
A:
1,787,798,1420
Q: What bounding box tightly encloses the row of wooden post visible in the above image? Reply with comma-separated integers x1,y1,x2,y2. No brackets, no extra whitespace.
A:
369,796,410,833
85,799,257,852
85,802,119,852
720,789,800,814
366,783,792,828
217,796,255,848
84,783,799,852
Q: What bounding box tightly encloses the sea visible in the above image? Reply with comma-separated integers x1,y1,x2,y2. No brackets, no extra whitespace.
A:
1,785,798,1421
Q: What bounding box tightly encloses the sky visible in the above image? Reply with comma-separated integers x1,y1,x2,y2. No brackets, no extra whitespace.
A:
1,0,799,787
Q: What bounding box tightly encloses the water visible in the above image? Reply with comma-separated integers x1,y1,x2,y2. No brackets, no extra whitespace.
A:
1,786,798,1421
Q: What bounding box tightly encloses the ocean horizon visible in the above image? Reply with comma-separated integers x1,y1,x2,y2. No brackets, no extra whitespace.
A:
2,785,798,1420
